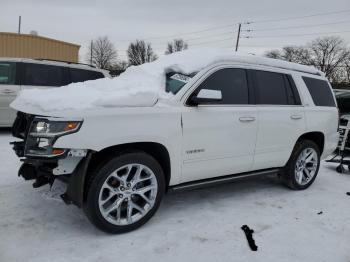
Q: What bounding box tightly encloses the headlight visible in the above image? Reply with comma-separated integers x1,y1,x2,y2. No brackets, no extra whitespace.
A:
25,118,82,157
30,119,81,137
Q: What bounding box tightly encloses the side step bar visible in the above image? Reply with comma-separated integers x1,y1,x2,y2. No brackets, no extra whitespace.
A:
169,168,281,192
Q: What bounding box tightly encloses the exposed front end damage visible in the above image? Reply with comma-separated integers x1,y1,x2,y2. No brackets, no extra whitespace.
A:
11,112,90,207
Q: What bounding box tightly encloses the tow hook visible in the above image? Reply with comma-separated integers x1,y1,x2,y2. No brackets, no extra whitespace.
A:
33,176,54,188
18,163,36,180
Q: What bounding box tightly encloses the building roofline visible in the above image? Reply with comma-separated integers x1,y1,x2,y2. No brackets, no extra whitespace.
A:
0,32,80,48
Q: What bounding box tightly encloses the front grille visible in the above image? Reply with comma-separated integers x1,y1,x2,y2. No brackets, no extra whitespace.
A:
12,112,34,139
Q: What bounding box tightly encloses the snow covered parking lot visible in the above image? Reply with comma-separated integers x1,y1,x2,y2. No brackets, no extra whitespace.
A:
0,130,349,262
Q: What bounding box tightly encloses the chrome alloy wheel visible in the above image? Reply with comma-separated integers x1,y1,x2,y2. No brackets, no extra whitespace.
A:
98,164,158,226
295,148,318,186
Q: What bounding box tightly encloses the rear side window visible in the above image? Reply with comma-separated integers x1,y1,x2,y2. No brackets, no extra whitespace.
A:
302,77,336,107
0,62,16,85
253,70,300,105
70,68,104,83
22,63,64,86
191,68,249,105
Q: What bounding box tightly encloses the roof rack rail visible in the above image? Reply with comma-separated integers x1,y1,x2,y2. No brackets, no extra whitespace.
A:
34,58,97,68
277,66,322,76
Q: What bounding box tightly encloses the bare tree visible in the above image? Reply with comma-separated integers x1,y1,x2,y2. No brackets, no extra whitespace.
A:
308,36,350,79
344,58,350,83
265,36,350,83
87,36,117,69
127,40,158,66
266,46,311,64
265,49,282,59
165,39,188,54
114,60,129,71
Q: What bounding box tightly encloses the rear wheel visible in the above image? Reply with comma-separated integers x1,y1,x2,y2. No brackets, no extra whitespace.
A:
282,140,320,190
85,152,165,233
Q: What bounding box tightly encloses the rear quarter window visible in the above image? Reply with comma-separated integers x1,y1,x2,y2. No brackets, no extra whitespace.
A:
22,63,64,86
70,68,104,83
302,77,336,107
0,62,17,85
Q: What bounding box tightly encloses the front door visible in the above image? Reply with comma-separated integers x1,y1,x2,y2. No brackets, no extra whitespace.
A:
181,67,258,183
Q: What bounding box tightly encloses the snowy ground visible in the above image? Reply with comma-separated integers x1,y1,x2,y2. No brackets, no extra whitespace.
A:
0,129,349,262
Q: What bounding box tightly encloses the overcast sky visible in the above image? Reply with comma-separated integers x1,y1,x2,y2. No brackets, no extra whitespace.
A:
1,0,350,62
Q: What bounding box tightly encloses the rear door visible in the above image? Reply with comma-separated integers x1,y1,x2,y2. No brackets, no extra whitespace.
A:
0,61,19,126
181,67,258,183
251,70,306,170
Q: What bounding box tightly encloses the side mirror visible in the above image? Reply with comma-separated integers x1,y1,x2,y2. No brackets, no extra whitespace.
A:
189,89,222,106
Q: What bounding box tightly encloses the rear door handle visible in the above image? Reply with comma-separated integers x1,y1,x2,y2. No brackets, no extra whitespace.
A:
2,89,15,94
239,116,256,122
290,114,303,120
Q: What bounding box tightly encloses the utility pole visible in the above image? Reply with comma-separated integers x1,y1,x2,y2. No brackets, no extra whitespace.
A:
235,23,241,52
90,40,93,66
18,16,21,34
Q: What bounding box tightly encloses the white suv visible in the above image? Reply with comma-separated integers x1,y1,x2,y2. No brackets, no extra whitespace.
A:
0,58,110,127
11,51,339,233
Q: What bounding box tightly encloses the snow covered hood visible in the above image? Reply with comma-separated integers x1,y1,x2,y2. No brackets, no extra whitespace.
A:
11,48,321,115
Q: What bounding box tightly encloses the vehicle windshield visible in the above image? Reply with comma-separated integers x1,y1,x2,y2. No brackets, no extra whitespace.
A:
166,72,196,94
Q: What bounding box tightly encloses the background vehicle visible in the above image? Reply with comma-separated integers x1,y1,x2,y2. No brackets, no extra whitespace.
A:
0,58,110,127
11,53,339,233
334,89,350,117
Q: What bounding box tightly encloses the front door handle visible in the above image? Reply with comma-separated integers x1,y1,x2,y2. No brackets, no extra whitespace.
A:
239,116,256,122
290,114,303,120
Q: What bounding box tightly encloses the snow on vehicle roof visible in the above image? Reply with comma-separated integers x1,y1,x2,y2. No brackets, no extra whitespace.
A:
11,48,321,114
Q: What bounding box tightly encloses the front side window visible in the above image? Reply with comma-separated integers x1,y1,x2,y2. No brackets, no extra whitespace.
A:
189,68,249,105
302,76,336,107
22,63,63,86
0,62,16,85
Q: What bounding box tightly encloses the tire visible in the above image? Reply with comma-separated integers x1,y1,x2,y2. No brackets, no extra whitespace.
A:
85,151,165,234
282,140,320,190
337,165,345,173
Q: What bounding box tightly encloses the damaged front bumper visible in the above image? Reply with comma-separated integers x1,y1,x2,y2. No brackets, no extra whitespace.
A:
14,148,92,207
11,112,91,207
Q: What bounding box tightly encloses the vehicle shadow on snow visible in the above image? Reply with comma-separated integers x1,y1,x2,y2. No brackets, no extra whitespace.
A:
0,127,11,134
26,174,285,237
161,175,285,210
323,162,350,174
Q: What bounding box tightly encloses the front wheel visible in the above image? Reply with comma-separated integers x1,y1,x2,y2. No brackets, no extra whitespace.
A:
85,152,165,233
282,140,320,190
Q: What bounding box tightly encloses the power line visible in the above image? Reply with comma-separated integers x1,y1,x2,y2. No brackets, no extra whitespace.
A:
114,9,350,44
246,30,350,38
116,23,239,43
148,30,236,47
86,8,350,58
185,31,235,42
250,20,350,32
143,29,239,49
250,9,350,24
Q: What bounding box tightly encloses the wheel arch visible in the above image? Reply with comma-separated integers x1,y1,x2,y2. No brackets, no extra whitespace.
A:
296,131,325,154
84,142,171,201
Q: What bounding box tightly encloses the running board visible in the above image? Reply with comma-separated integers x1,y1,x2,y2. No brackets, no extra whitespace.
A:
169,168,281,192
